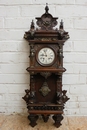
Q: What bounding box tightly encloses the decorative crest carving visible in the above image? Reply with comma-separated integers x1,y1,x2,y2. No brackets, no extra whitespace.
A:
24,3,69,41
36,3,58,30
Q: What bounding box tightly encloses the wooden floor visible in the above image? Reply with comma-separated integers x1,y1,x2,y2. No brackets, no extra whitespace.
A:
0,114,87,130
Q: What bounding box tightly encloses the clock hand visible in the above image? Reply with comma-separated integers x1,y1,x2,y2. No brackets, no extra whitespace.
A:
40,54,47,57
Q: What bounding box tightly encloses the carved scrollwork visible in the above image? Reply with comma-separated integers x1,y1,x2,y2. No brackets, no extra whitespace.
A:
29,91,36,104
40,72,51,79
58,20,69,40
62,90,70,103
30,44,35,57
24,20,35,40
58,47,63,68
52,114,63,128
22,89,30,104
56,90,69,105
22,89,36,104
30,44,35,67
34,38,58,41
36,3,58,30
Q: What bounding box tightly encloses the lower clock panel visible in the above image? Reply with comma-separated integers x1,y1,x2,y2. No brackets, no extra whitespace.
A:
23,73,69,128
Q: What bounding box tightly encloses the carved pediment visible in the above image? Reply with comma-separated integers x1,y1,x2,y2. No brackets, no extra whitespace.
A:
36,3,58,30
24,3,69,41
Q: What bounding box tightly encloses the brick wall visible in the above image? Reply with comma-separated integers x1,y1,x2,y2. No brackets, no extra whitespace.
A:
0,0,87,115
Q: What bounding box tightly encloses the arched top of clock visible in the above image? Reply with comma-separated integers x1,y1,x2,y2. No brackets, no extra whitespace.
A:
36,3,58,30
24,4,69,41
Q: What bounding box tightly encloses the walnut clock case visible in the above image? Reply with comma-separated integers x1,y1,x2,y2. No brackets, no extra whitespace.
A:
23,4,70,128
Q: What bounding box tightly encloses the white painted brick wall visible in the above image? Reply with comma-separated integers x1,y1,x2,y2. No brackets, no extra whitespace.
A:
0,0,87,116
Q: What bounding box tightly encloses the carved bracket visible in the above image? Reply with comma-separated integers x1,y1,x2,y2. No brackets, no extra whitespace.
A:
56,90,69,105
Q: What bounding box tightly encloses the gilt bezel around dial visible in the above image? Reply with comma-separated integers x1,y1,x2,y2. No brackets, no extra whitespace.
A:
36,46,56,66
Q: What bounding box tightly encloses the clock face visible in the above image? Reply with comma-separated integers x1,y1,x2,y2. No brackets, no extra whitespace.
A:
37,47,55,66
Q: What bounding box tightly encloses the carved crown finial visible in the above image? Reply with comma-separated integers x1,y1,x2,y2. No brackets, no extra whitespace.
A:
45,3,49,14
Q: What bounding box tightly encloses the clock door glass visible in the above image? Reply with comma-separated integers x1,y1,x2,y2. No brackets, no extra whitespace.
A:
38,47,55,65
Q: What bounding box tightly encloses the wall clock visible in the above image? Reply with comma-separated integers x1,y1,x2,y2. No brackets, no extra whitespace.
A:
23,3,70,128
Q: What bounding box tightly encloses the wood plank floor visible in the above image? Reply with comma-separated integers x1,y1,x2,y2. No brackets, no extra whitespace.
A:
0,114,87,130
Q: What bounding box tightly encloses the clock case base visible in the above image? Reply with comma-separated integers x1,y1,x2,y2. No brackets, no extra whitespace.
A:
23,73,69,128
23,4,69,128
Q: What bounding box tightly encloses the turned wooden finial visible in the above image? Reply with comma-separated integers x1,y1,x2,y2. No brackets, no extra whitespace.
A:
45,3,49,14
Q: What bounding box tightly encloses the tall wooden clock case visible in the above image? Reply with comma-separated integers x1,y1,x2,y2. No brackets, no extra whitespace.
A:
23,4,69,128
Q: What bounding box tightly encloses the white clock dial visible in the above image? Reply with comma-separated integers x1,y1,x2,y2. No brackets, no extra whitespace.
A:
38,47,55,65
